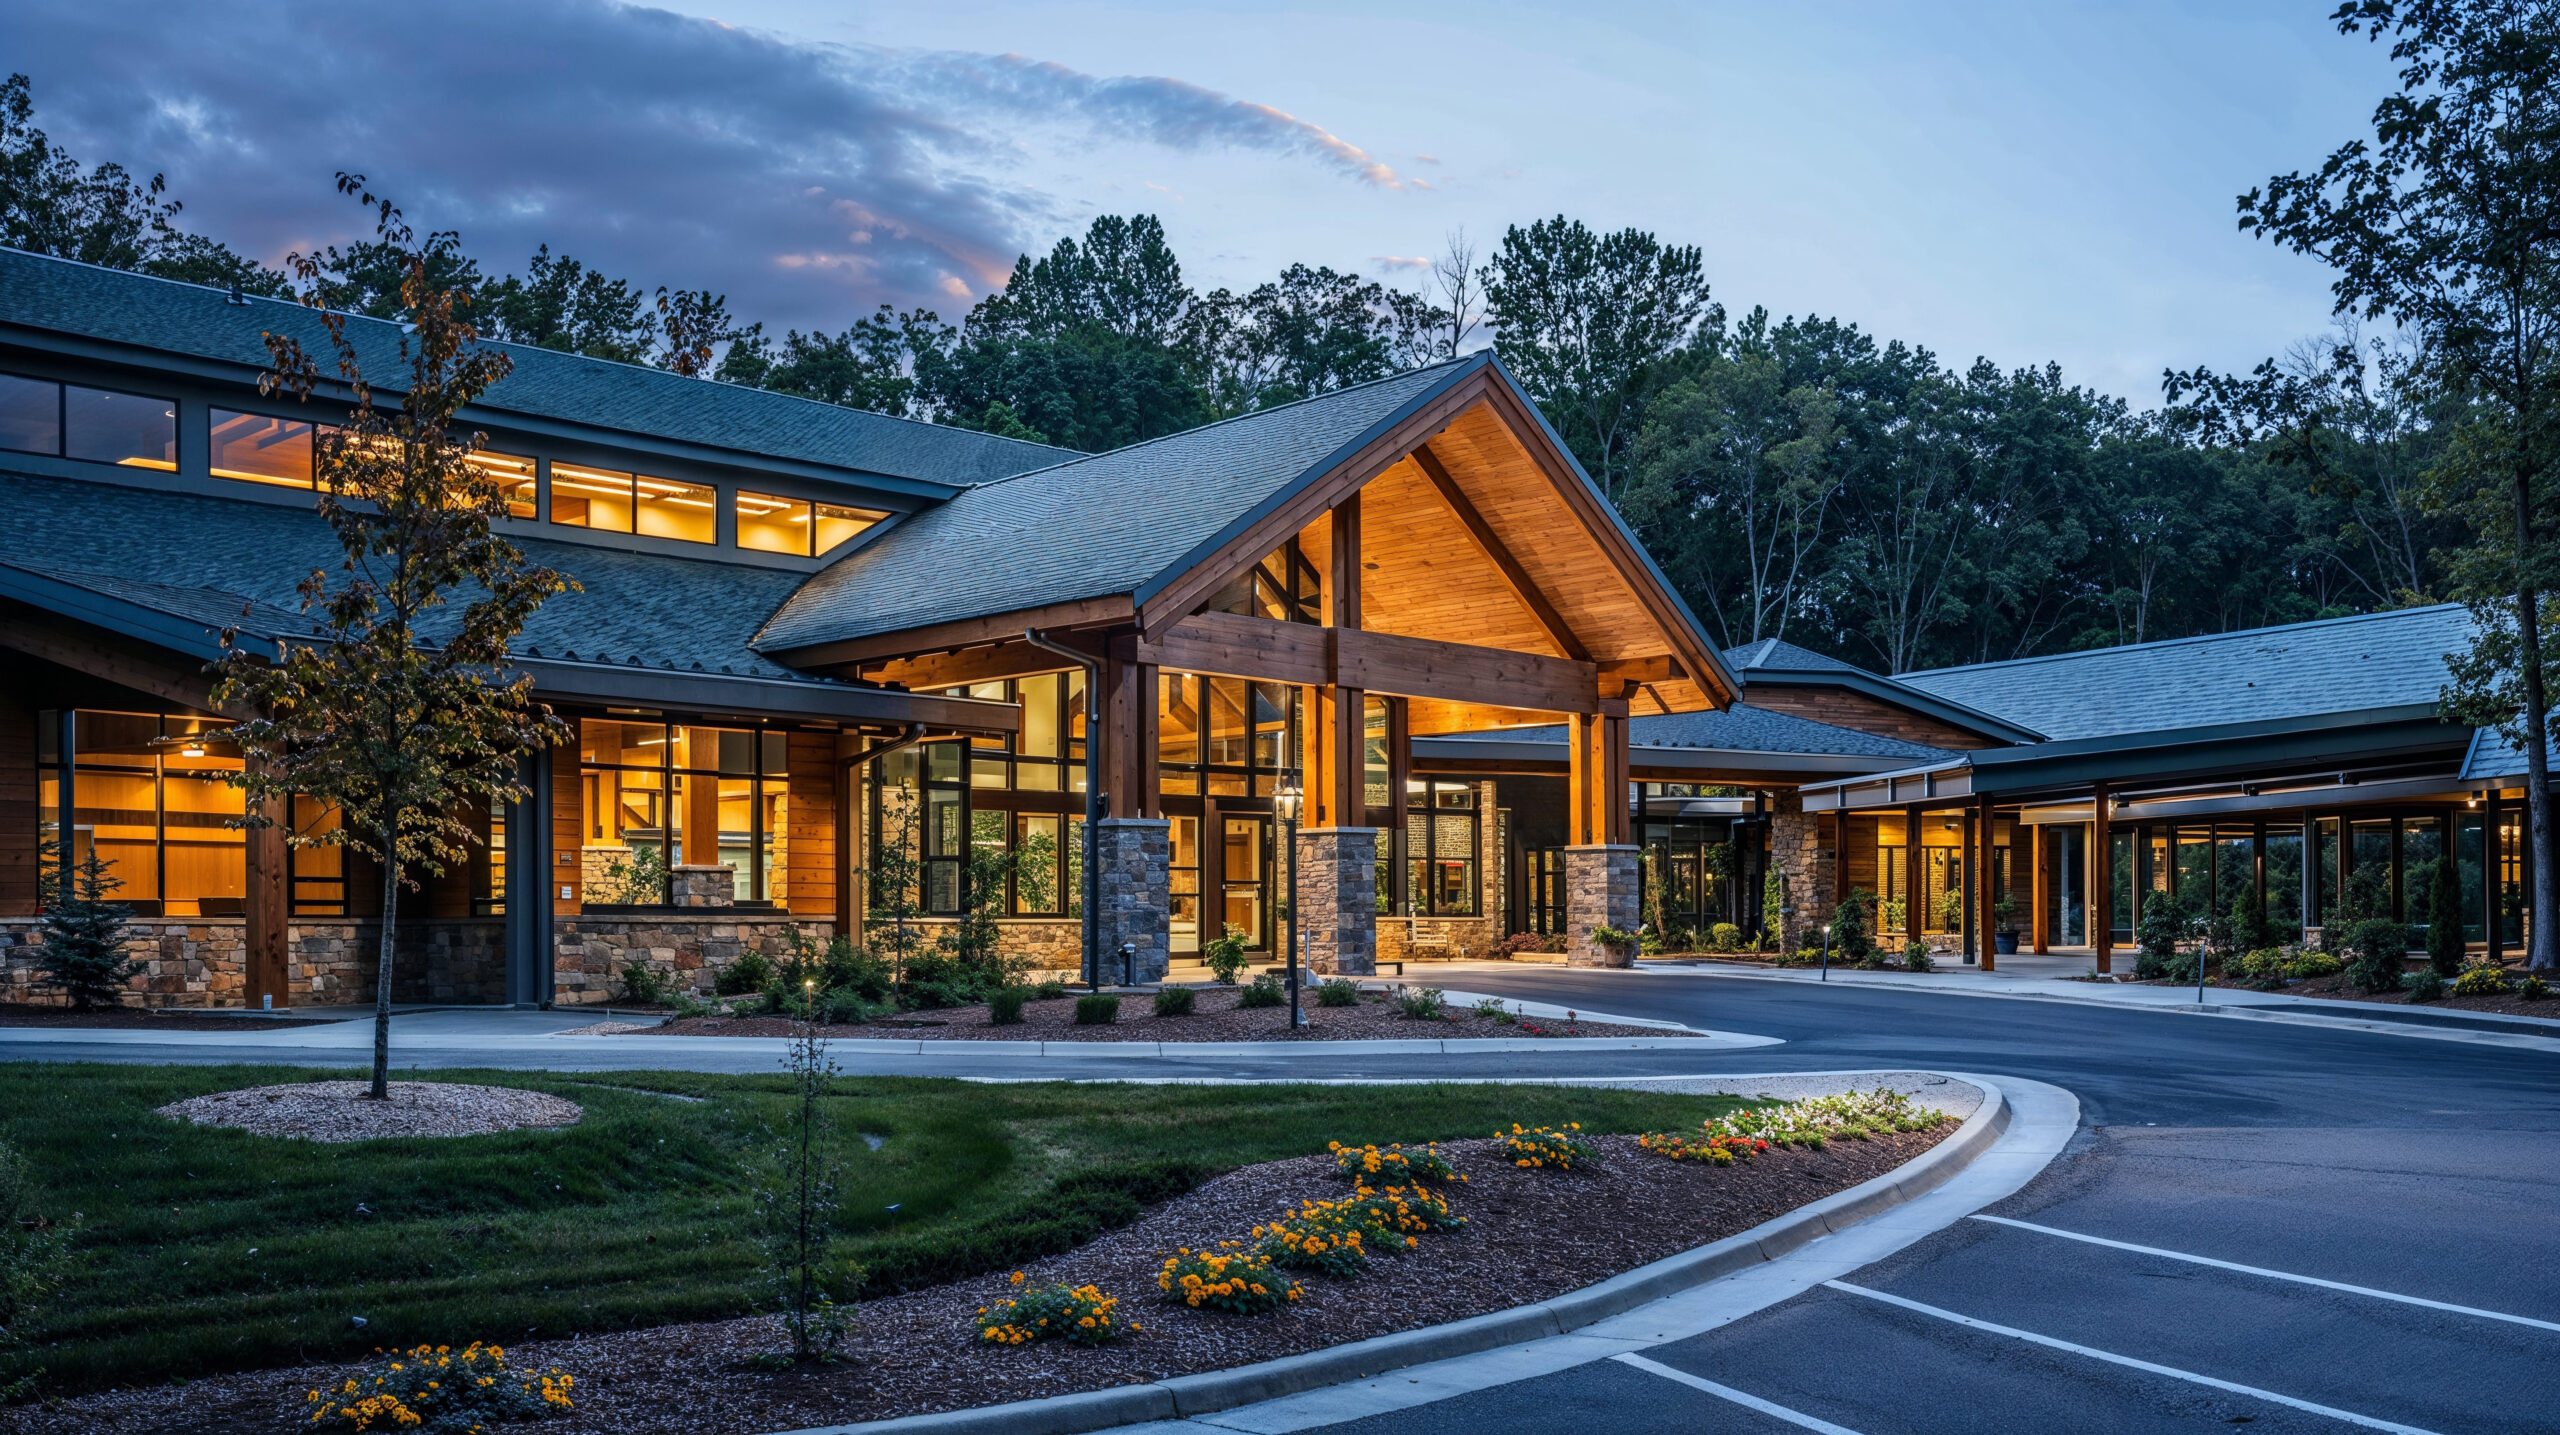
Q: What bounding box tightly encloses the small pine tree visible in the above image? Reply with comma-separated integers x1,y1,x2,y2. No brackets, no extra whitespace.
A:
2426,855,2464,978
36,845,138,1011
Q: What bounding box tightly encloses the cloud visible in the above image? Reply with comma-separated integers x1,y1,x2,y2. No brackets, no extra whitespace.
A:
4,0,1402,328
1372,255,1433,270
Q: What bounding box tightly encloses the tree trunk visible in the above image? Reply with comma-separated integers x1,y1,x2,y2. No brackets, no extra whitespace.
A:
372,846,399,1098
2512,466,2556,973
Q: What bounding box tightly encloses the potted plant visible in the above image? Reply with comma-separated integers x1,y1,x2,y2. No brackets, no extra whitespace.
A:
1993,896,2019,955
1589,924,1640,967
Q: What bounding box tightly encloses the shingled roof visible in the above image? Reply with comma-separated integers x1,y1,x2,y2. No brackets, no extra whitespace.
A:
0,247,1071,489
0,468,825,683
1894,605,2473,742
1722,637,1868,676
756,356,1491,653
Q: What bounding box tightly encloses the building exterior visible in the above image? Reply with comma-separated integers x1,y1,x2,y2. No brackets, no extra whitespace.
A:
0,247,2528,1007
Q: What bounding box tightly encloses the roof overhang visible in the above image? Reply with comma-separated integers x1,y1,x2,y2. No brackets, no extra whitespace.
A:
0,562,1014,733
1413,733,1914,781
1802,705,2468,812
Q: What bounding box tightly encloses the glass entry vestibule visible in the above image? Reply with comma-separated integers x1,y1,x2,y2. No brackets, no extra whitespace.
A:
2101,808,2513,950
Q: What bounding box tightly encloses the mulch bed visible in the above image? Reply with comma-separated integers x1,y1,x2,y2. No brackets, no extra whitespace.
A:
2277,972,2556,1020
0,1004,314,1031
626,988,1692,1041
6,1124,1953,1435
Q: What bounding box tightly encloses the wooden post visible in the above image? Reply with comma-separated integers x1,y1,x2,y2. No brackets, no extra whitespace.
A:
1903,803,1922,949
1567,712,1600,846
1386,697,1410,915
1976,793,1997,971
2030,817,2048,954
1325,493,1364,832
682,727,722,871
244,770,289,1008
2486,789,2503,961
1600,702,1630,846
2092,781,2112,974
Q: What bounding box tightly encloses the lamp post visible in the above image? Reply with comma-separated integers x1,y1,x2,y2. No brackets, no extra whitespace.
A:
1819,924,1831,983
1275,781,1305,1029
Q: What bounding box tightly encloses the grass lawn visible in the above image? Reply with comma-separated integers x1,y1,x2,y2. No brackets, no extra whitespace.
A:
0,1064,1744,1394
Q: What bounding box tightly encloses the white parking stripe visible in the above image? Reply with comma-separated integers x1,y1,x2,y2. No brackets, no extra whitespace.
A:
1823,1280,2444,1435
1969,1214,2560,1334
1611,1353,1868,1435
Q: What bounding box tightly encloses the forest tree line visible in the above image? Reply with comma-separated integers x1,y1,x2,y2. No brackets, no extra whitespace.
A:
0,70,2452,678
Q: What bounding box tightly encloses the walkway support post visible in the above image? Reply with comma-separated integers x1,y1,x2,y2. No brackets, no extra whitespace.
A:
2092,781,2113,975
1977,792,1998,972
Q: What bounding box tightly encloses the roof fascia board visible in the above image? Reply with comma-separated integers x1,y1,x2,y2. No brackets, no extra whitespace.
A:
0,564,236,661
1411,736,1901,775
1131,358,1493,627
2113,773,2471,821
1740,669,2045,743
0,323,964,500
762,594,1137,670
1965,704,2446,770
515,659,1019,731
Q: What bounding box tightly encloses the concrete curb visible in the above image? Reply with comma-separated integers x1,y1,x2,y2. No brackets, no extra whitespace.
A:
540,1032,1776,1058
774,1077,2013,1435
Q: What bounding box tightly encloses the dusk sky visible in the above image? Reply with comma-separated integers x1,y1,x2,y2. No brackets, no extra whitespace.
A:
5,1,2400,403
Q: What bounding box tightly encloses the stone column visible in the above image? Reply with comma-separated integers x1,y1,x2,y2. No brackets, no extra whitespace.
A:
1094,817,1171,983
1565,843,1641,967
1296,826,1378,975
1765,789,1835,956
669,864,736,908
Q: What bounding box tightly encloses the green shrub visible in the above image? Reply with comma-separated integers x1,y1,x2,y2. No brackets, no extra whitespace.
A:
819,988,881,1025
2426,853,2464,978
2134,894,2193,976
1471,995,1516,1023
2452,963,2511,999
2406,967,2446,1003
1708,922,1744,952
1327,1140,1461,1184
2286,951,2343,980
1253,1202,1373,1276
1332,1181,1464,1240
2520,974,2550,1001
989,987,1029,1025
1203,925,1251,984
1153,987,1196,1017
713,949,773,996
1395,986,1446,1019
1032,980,1069,1000
821,941,896,1004
305,1341,576,1431
1237,973,1286,1009
617,959,665,1005
1831,887,1877,966
1158,1243,1298,1313
1903,942,1934,973
1771,947,1817,968
2344,919,2411,994
1073,994,1120,1025
2233,948,2291,982
975,1278,1126,1347
900,951,1002,1010
1315,978,1359,1007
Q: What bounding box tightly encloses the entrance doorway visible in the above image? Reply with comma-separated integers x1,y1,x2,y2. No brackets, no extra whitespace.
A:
1221,816,1270,951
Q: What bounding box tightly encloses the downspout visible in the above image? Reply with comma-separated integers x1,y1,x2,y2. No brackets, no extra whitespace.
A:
839,722,928,951
1025,629,1103,985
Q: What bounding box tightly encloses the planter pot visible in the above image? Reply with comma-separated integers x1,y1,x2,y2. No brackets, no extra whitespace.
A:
1994,932,2018,955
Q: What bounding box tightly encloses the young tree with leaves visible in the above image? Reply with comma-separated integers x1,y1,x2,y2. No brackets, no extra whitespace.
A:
2219,0,2560,971
214,176,572,1097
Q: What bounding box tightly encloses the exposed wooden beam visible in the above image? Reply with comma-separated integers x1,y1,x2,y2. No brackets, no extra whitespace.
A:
1133,610,1331,686
858,641,1081,691
1138,369,1494,638
1337,627,1595,714
1411,442,1589,661
1599,655,1685,688
772,595,1133,670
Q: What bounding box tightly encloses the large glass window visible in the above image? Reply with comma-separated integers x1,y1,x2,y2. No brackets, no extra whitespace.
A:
2403,816,2444,940
577,718,788,905
1158,673,1294,797
737,491,887,556
2265,828,2304,938
37,710,243,917
0,373,60,455
210,409,315,487
550,463,636,531
1204,536,1322,624
64,385,175,469
474,450,539,519
2455,813,2485,944
635,475,716,544
2348,819,2394,921
1404,780,1478,916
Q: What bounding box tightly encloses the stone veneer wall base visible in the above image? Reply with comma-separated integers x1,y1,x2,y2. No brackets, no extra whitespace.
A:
1564,844,1641,968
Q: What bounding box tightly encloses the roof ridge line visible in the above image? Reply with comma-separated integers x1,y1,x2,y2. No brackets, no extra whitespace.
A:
957,352,1492,492
1902,602,2471,680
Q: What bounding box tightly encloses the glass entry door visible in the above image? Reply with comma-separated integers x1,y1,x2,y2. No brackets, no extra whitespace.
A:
1221,816,1270,951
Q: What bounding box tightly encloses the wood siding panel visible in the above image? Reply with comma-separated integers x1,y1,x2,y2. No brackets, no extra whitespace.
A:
552,752,583,916
786,731,837,918
0,681,37,917
1743,686,2002,751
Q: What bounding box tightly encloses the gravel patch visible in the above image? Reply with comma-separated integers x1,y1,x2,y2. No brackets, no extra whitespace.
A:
155,1081,583,1143
629,989,1693,1043
13,1110,1955,1434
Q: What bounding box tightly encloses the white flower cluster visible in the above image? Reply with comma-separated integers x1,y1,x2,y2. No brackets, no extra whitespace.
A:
1702,1088,1944,1147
